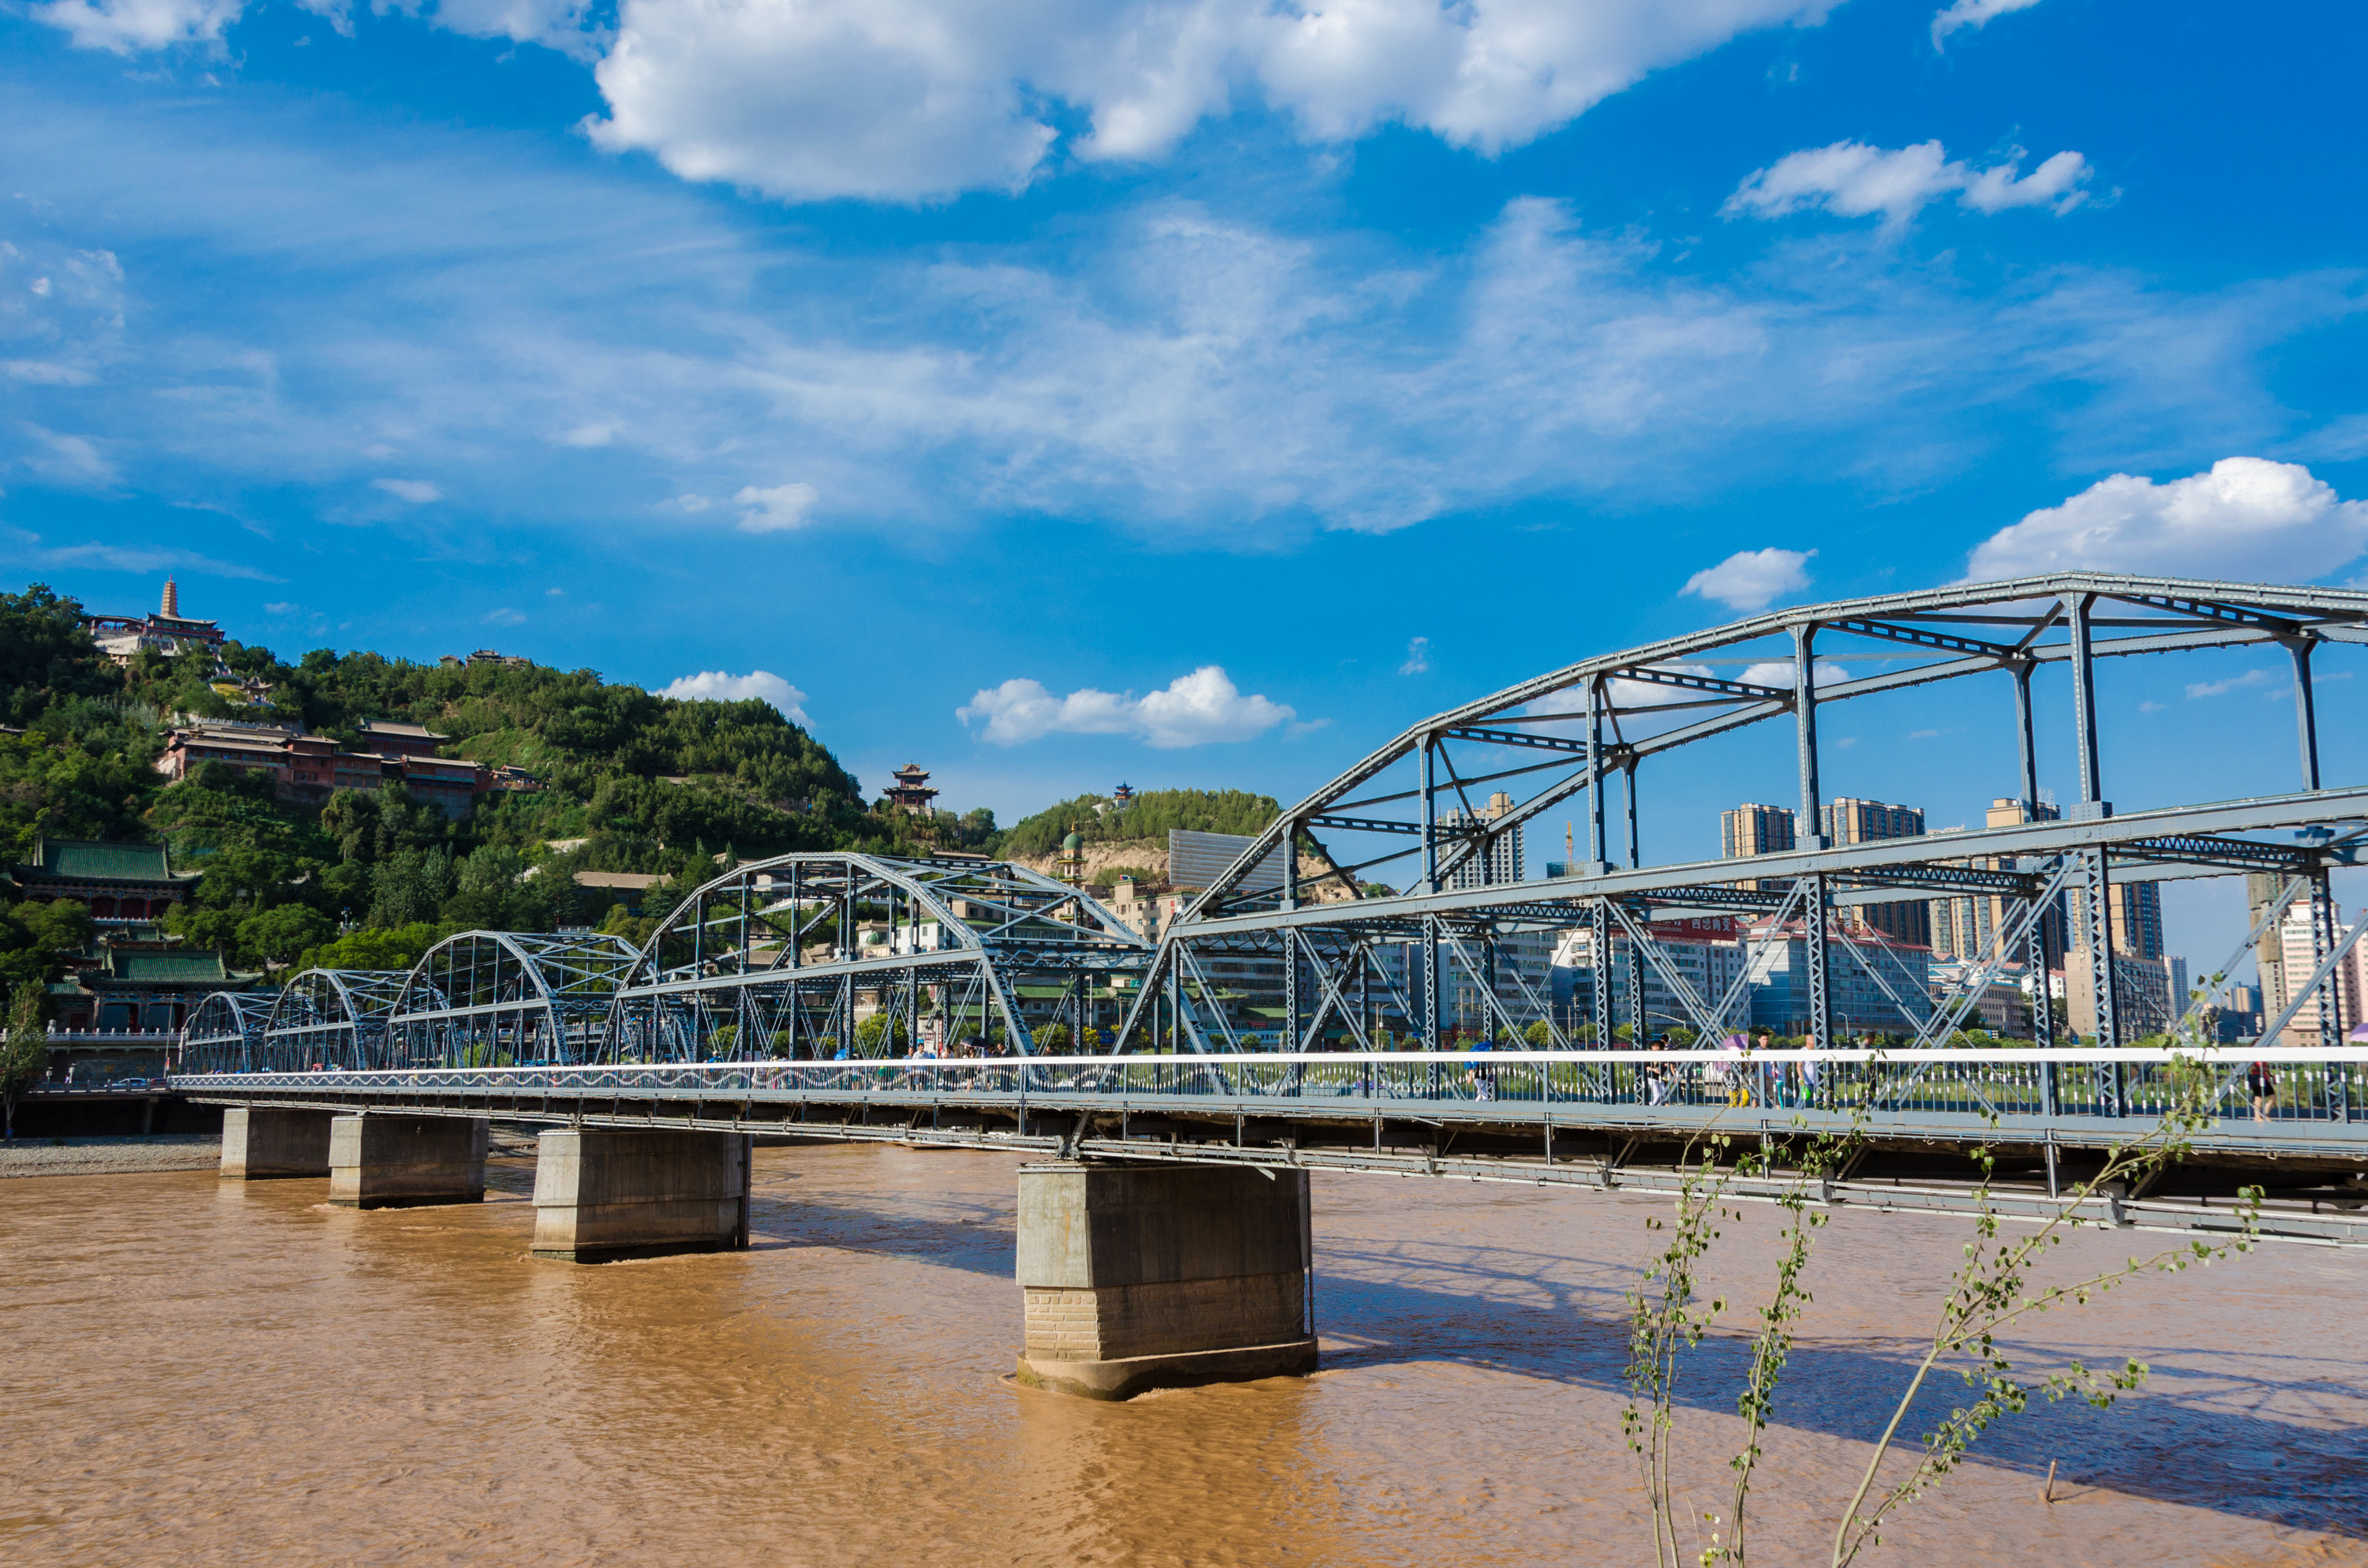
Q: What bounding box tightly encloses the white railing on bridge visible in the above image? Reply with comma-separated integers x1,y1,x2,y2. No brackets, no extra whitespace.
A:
173,1047,2368,1130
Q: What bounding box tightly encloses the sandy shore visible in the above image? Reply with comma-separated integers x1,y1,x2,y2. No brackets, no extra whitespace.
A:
0,1135,222,1178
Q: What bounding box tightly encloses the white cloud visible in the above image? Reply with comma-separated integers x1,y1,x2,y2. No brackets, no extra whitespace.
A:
586,0,1837,204
5,526,283,581
1399,635,1431,675
1964,458,2368,582
2185,668,2274,700
1931,0,2043,50
1682,546,1813,612
733,481,818,533
373,477,443,503
17,424,116,487
483,607,526,625
560,421,617,447
8,88,2355,552
32,0,242,51
655,668,811,724
1726,140,2090,229
958,664,1292,747
5,361,97,386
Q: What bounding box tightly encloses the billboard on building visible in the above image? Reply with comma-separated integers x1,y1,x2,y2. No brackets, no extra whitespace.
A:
1168,829,1287,893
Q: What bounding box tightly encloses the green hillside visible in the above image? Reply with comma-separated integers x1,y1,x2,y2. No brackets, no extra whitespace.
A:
0,582,953,979
999,788,1283,860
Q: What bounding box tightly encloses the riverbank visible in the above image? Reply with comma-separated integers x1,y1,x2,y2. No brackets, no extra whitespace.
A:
0,1135,221,1178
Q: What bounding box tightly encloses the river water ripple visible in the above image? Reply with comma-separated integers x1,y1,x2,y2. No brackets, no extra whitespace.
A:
4,1143,2363,1566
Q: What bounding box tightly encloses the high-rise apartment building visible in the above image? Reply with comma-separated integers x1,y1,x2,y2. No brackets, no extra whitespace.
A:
1440,790,1524,889
1722,803,1796,859
2263,900,2368,1046
1822,796,1929,946
1930,797,2069,967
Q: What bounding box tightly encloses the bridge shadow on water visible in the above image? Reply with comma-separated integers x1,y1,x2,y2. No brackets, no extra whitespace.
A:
757,1188,2366,1541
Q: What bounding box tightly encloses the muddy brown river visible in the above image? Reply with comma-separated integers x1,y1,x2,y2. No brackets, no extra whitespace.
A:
4,1143,2362,1566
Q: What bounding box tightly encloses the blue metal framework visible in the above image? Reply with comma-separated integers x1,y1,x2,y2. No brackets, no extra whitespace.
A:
606,852,1155,1061
257,968,409,1072
384,930,641,1068
176,574,2368,1237
180,990,279,1073
1114,573,2368,1065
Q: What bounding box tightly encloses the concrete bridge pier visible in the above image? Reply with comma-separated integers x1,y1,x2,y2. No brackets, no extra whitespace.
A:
530,1128,752,1263
219,1106,334,1180
1014,1161,1317,1401
329,1114,489,1209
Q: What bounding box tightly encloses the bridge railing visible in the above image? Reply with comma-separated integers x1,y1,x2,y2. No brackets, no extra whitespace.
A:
172,1047,2367,1128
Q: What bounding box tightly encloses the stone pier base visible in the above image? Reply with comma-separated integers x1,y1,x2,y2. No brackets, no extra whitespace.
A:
329,1115,488,1209
1014,1162,1317,1401
530,1128,751,1263
219,1106,334,1180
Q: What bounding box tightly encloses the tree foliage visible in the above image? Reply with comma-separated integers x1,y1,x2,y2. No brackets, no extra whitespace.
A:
999,788,1283,861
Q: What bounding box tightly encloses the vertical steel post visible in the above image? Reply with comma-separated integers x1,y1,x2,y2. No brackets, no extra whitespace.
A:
1590,900,1612,1050
2292,638,2322,791
1283,831,1301,1052
2309,871,2344,1088
1484,932,1500,1045
1587,678,1608,867
1358,945,1373,1046
1624,759,1641,869
1284,930,1301,1052
1793,623,1823,848
1424,915,1444,1049
1804,873,1833,1049
1420,736,1440,893
2027,899,2057,1115
2067,594,2104,810
2080,848,2122,1113
1624,909,1647,1045
2014,660,2040,822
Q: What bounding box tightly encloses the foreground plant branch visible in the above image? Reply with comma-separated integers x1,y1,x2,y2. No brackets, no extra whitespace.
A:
1828,1080,2261,1566
1623,1048,2262,1568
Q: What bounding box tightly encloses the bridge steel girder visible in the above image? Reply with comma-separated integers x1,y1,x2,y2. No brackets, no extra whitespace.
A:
186,854,1158,1073
256,968,409,1072
1169,574,2368,922
607,852,1153,1061
181,990,280,1074
385,930,642,1069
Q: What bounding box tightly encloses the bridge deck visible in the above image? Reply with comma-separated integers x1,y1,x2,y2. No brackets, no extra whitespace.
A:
176,1050,2368,1247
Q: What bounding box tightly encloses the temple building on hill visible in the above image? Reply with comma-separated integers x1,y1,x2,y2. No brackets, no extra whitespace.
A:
6,837,200,926
885,763,939,817
155,720,490,818
83,578,228,664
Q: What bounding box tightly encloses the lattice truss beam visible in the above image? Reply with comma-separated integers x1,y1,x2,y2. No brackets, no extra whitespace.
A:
208,855,1160,1071
1114,574,2368,1057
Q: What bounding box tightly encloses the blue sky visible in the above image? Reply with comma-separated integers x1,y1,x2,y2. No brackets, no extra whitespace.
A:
6,0,2368,958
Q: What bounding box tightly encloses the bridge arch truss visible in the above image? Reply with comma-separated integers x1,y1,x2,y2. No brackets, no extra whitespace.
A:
1117,574,2368,1068
180,990,282,1074
257,968,410,1072
384,931,643,1068
605,852,1155,1061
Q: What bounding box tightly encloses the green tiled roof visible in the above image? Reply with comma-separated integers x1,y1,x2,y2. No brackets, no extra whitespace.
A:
22,838,185,884
106,950,229,982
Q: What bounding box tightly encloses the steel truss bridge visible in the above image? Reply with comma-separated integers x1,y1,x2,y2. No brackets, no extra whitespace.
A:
176,574,2368,1244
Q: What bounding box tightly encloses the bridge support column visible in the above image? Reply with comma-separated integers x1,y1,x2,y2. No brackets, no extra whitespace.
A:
329,1114,488,1209
219,1106,333,1180
530,1128,751,1263
1014,1161,1316,1401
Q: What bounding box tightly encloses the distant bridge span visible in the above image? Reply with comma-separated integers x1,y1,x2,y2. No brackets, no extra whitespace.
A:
174,574,2368,1375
